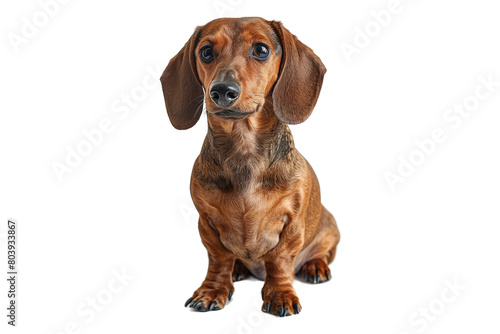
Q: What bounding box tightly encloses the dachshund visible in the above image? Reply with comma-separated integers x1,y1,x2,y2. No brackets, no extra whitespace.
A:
160,17,340,317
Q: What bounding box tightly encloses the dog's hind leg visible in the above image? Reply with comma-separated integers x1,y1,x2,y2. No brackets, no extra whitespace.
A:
295,206,340,284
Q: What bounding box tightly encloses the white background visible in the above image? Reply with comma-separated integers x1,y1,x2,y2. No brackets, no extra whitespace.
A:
1,0,500,333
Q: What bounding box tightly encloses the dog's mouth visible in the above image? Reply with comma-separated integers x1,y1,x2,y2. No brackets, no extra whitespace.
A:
212,109,256,120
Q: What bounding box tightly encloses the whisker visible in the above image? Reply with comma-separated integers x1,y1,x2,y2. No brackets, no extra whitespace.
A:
262,106,269,119
252,91,272,98
253,93,274,107
193,101,204,120
186,94,205,108
253,100,268,119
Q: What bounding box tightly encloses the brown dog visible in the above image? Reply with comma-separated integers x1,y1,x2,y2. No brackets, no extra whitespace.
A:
160,17,340,317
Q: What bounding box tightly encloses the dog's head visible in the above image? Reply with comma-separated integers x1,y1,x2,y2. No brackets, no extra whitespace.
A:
160,17,326,129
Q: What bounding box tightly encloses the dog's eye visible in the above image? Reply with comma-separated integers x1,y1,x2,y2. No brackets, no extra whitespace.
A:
200,45,215,63
252,43,270,61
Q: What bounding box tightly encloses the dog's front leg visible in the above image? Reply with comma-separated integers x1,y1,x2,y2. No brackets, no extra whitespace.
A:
261,222,304,317
185,218,235,312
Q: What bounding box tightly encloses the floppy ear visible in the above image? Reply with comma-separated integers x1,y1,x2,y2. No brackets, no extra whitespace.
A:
271,21,327,124
160,27,204,130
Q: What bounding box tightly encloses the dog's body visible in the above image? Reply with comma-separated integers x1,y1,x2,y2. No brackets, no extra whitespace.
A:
193,118,338,281
161,17,340,316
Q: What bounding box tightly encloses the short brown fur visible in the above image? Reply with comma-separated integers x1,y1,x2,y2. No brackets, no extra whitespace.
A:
160,17,340,317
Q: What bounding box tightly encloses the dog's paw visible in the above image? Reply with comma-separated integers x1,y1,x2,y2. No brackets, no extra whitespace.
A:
232,259,251,282
261,285,301,317
185,286,234,312
299,259,331,284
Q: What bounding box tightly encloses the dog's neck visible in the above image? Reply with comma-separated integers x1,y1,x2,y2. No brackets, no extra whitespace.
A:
200,105,296,190
206,106,294,163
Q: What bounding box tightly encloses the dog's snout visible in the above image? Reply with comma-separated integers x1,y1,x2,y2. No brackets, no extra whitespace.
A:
209,82,240,107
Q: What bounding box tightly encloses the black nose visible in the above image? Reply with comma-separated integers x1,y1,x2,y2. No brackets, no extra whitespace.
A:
209,82,240,107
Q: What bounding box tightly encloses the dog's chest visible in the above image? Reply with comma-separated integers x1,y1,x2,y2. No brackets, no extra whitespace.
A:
215,189,289,260
193,126,299,259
